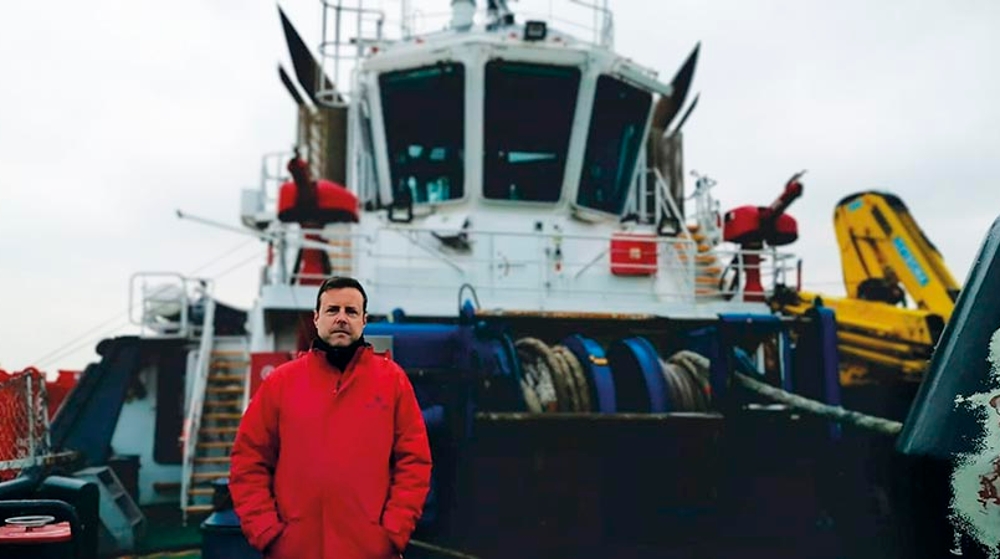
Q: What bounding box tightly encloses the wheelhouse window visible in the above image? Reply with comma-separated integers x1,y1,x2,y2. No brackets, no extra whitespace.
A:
577,75,652,215
379,63,465,205
483,61,581,202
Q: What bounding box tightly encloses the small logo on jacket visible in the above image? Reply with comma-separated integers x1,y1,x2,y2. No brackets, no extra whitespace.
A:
365,394,390,411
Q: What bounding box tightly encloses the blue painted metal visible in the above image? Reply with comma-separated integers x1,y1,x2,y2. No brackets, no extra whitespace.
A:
364,322,465,369
608,337,669,412
813,306,842,440
788,305,844,440
199,479,261,559
779,329,794,392
49,337,148,467
422,404,446,432
561,334,615,413
686,326,721,405
711,313,788,404
463,325,527,412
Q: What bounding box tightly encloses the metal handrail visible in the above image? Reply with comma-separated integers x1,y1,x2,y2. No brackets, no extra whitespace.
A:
567,0,614,48
179,294,216,524
318,0,386,106
276,229,795,303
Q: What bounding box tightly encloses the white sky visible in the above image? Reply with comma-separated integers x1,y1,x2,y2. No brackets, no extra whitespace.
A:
1,0,998,372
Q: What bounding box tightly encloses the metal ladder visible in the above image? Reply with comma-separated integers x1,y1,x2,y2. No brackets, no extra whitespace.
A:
182,342,249,520
179,290,250,523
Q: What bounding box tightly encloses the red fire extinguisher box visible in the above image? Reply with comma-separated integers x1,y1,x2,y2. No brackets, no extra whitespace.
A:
610,232,658,276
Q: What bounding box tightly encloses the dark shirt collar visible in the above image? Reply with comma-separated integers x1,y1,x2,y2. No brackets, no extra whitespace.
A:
311,335,368,372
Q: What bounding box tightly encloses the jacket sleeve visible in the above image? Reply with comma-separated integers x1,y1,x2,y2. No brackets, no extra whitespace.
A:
381,367,433,551
229,371,285,551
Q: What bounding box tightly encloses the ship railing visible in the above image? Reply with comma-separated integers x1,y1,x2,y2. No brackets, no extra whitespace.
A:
688,170,724,247
260,151,294,211
560,0,614,48
179,294,216,523
128,273,212,339
706,246,798,301
276,225,796,304
0,371,50,482
317,0,386,106
389,0,614,47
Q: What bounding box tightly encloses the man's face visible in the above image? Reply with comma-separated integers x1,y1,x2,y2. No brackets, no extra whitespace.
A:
313,287,367,347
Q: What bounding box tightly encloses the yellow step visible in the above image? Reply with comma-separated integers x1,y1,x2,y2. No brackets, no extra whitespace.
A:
199,427,239,435
208,374,244,383
188,488,214,496
205,399,242,409
211,361,249,369
197,442,234,449
194,457,231,464
184,504,214,514
206,387,243,395
191,471,230,480
203,413,243,421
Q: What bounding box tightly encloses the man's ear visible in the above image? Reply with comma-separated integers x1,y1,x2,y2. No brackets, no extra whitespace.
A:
362,312,368,326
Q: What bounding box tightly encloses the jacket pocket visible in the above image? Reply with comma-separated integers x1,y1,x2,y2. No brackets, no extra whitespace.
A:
266,520,311,559
355,518,397,558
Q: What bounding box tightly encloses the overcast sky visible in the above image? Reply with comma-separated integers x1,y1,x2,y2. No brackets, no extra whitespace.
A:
1,0,998,372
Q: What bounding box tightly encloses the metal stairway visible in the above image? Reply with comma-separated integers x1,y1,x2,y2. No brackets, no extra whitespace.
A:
689,224,725,299
181,333,249,522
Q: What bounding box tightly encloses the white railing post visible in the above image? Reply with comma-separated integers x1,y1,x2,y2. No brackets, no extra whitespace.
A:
180,295,217,522
25,374,35,464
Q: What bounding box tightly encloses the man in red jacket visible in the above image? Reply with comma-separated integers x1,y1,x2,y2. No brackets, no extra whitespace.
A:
230,276,433,559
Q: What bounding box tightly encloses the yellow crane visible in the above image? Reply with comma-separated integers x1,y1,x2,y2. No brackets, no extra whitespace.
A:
780,191,959,385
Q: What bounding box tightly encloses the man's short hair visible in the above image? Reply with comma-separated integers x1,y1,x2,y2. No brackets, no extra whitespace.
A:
315,276,368,313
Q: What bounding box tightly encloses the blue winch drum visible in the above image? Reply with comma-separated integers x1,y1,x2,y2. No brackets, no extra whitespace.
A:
560,335,616,413
607,337,669,413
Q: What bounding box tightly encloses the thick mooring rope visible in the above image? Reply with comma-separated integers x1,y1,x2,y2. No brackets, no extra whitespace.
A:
728,349,904,436
409,539,482,559
511,340,903,436
516,337,595,412
731,370,904,436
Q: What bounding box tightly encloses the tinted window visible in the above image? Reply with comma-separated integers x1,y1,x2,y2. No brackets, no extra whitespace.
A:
379,63,465,204
578,76,652,215
484,61,581,202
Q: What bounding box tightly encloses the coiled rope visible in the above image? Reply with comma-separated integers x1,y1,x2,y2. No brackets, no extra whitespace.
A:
512,339,904,436
516,337,594,412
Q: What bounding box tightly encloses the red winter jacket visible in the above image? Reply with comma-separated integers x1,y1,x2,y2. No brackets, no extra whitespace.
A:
230,346,432,559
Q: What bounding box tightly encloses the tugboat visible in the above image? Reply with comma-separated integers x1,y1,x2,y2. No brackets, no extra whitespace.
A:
4,1,997,558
